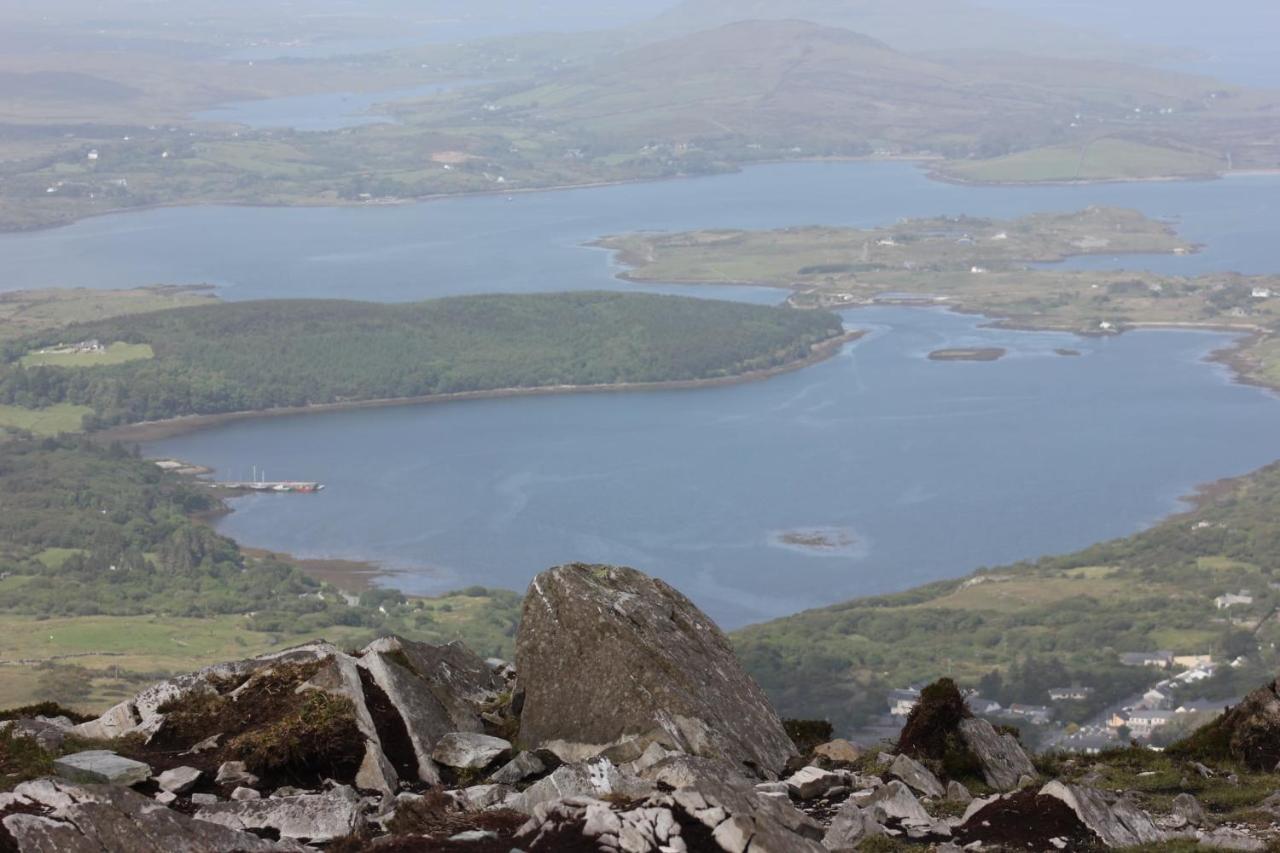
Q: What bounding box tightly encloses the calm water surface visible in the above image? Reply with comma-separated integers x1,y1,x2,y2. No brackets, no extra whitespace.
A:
145,307,1280,627
4,163,1280,301
193,81,482,132
7,161,1280,625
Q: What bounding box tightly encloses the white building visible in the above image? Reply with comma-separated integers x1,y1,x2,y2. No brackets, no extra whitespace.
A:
1215,591,1254,609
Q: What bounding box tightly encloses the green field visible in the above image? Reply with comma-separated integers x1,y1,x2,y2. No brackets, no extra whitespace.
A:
0,403,90,436
937,139,1224,184
21,342,153,368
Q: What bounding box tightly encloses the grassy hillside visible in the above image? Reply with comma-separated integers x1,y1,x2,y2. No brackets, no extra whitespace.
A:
0,292,845,430
0,437,523,712
733,463,1280,734
0,287,216,342
641,0,1180,62
937,139,1224,183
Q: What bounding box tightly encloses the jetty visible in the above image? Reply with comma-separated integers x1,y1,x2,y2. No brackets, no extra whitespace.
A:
211,480,324,493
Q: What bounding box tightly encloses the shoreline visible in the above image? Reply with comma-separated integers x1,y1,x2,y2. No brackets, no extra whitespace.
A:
239,545,392,595
4,154,1268,238
93,328,865,444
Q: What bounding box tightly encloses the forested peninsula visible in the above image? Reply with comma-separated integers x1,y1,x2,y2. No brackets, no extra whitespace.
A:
0,292,846,432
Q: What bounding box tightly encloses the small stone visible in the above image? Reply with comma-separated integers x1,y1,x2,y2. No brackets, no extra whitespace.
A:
875,752,895,766
157,765,202,794
812,739,862,765
452,784,513,810
946,780,973,804
191,792,219,806
785,765,844,800
488,750,548,785
155,790,177,805
449,829,498,841
1199,828,1266,851
431,732,512,770
52,751,151,786
272,786,308,798
1172,792,1208,827
185,733,222,754
231,786,261,801
754,781,791,797
216,761,259,786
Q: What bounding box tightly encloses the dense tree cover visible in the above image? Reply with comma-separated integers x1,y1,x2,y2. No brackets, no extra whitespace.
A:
0,438,521,653
0,293,843,428
733,462,1280,735
0,437,342,623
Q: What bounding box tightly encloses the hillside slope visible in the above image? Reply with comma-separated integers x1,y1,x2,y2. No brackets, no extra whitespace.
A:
641,0,1178,61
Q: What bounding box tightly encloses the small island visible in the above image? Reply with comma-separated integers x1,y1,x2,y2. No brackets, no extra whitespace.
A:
1055,348,1082,357
928,347,1006,362
772,527,862,555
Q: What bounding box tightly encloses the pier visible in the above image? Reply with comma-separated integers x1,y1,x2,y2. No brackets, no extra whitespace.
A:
211,480,324,493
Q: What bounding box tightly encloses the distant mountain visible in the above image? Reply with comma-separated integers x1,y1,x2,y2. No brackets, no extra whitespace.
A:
489,19,1234,157
641,0,1179,63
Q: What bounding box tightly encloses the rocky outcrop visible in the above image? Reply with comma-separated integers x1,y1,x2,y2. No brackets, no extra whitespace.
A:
888,753,945,799
1172,680,1280,771
0,780,301,851
514,781,827,853
957,717,1037,791
65,634,505,798
357,636,505,784
194,785,363,844
516,563,797,777
1039,780,1165,847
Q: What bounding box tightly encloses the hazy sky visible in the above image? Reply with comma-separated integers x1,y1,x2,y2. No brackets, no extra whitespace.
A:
983,0,1280,86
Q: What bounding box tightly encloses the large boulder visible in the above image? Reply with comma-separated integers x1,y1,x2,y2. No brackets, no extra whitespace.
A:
516,563,796,777
358,636,504,784
1038,781,1164,847
957,718,1037,791
0,779,301,852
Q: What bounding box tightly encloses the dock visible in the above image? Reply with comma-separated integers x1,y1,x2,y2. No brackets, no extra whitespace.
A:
211,481,325,493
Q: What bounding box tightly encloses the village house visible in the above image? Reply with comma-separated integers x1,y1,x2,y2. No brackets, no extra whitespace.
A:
1126,709,1176,738
967,696,1002,716
1215,591,1254,609
1059,726,1119,755
1006,704,1054,725
1047,686,1094,702
1119,650,1174,669
1140,685,1175,709
1173,654,1213,669
1173,664,1217,685
887,688,920,717
1252,287,1273,299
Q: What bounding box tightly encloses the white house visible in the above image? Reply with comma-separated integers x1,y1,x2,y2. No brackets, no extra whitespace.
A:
1252,287,1273,299
1127,709,1176,737
1215,591,1254,609
887,689,920,717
